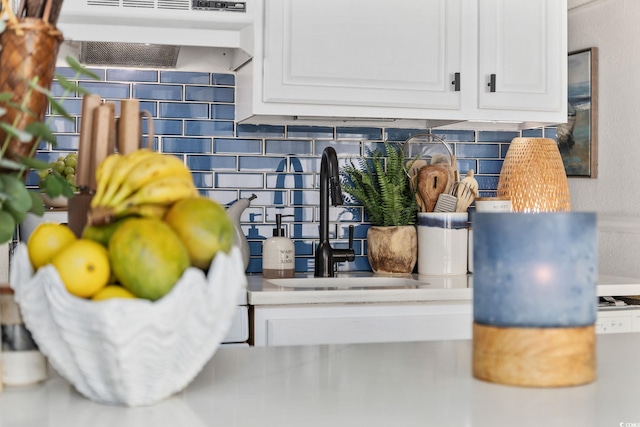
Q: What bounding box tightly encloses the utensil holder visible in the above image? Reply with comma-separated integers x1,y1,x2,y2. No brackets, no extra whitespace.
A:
417,212,468,275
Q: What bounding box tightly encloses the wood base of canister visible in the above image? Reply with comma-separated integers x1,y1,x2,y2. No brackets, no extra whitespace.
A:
472,322,596,387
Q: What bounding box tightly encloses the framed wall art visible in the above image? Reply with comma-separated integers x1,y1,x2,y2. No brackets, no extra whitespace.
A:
558,47,599,178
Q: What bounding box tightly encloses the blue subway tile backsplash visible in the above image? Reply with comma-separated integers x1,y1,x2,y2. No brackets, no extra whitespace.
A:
160,71,210,84
106,69,158,82
159,102,208,119
43,67,546,274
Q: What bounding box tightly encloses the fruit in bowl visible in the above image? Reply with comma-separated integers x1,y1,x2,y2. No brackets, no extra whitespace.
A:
10,240,246,406
39,193,70,208
37,153,79,208
9,149,247,406
14,211,244,405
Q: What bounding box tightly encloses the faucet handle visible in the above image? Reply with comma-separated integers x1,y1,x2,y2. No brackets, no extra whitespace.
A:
333,225,356,263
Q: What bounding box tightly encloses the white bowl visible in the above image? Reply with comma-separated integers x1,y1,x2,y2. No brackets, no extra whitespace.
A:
10,244,247,406
41,193,69,208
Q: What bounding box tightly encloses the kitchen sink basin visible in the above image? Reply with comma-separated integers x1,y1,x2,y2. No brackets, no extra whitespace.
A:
251,274,472,305
265,276,420,289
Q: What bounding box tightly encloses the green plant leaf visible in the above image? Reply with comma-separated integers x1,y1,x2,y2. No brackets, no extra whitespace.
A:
0,122,33,142
25,121,56,144
40,173,64,197
26,78,51,97
48,97,73,121
341,141,416,226
0,174,33,212
65,56,101,80
0,157,26,172
0,92,12,101
4,202,27,223
0,210,16,245
40,173,74,199
28,191,45,216
5,100,36,116
55,74,78,92
15,155,50,170
54,74,94,98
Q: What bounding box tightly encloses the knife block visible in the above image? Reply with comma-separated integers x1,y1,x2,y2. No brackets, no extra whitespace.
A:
68,193,93,237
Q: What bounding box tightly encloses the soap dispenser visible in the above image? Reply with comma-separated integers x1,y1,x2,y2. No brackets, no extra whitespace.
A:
262,214,295,279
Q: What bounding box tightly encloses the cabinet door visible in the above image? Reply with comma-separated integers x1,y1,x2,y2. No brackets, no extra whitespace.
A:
252,303,473,346
477,0,565,112
263,0,465,111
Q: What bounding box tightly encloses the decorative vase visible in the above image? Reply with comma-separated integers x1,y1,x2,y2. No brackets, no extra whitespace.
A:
366,225,417,275
497,137,571,212
0,18,63,163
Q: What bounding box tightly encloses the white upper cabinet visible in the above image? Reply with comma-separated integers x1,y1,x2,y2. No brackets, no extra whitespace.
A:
263,0,465,111
475,0,566,119
236,0,567,130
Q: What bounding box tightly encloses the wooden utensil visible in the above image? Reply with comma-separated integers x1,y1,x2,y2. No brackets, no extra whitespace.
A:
92,102,116,185
406,159,427,180
75,94,101,190
24,0,45,18
454,170,479,213
117,99,155,154
416,164,452,213
45,0,63,24
69,100,116,237
117,99,141,155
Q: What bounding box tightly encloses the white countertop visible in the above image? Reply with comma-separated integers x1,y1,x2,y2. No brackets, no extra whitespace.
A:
1,333,639,426
247,273,640,305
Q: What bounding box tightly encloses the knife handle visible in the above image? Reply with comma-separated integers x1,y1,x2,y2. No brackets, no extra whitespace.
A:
76,94,101,189
90,103,115,191
118,99,141,155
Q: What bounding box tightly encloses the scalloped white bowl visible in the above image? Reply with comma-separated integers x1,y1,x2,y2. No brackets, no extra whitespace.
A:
9,244,247,407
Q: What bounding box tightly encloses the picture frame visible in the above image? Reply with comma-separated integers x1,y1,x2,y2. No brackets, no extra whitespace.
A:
558,47,599,178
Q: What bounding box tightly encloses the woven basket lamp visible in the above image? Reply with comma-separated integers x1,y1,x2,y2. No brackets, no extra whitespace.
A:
497,138,571,212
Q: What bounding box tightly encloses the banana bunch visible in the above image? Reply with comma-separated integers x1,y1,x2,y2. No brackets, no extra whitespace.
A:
88,149,198,226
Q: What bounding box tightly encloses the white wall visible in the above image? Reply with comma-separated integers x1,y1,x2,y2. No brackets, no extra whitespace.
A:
569,0,640,277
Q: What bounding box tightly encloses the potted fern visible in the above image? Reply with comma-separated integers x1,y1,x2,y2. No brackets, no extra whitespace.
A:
341,141,418,275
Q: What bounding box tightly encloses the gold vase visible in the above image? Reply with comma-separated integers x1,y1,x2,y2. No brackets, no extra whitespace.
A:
497,137,571,212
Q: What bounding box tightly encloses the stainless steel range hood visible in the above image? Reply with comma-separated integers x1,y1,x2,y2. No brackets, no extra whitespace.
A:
56,0,254,69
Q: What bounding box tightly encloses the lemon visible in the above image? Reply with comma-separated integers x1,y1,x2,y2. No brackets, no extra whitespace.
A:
27,223,77,270
51,239,111,298
91,285,136,301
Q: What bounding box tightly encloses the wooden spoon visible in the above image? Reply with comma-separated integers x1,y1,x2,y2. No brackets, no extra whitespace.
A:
416,164,451,212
